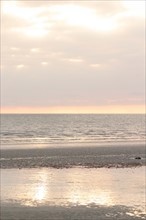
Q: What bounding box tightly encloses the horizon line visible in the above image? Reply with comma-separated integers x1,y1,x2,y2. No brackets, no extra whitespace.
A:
1,104,145,114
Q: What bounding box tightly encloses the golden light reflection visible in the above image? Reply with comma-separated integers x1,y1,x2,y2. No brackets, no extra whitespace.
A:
19,168,114,207
69,191,113,206
1,167,145,215
34,171,48,203
21,170,48,206
35,185,46,201
89,193,113,206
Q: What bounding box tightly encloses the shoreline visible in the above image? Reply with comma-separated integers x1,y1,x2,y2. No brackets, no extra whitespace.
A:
1,141,145,149
1,143,145,169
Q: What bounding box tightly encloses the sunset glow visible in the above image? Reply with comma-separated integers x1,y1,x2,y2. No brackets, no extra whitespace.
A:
1,1,145,114
1,105,145,114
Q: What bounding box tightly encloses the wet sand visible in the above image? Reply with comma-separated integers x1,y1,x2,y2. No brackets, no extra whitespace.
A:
1,167,146,220
1,204,145,220
1,143,146,219
1,143,146,168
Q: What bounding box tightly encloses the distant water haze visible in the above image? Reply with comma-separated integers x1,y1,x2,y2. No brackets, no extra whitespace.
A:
1,114,145,148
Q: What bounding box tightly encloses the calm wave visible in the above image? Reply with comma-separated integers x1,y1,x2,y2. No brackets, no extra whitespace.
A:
1,114,145,146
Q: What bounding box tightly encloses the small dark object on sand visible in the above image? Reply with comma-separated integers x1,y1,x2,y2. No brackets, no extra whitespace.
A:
135,156,141,160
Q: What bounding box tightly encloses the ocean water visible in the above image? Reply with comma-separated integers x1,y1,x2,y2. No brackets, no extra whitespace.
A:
1,114,145,148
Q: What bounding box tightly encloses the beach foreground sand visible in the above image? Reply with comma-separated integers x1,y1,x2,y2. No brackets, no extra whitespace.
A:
1,204,145,220
1,143,146,169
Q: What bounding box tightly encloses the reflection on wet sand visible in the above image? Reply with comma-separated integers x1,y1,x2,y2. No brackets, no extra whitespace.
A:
1,167,145,218
69,191,112,206
34,171,48,202
17,168,114,207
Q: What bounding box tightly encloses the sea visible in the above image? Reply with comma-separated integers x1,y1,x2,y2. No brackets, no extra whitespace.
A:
1,114,145,149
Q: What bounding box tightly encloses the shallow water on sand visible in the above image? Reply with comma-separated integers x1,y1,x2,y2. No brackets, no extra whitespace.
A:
1,167,146,219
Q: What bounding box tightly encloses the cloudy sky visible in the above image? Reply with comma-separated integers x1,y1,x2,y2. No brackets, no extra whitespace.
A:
1,0,145,113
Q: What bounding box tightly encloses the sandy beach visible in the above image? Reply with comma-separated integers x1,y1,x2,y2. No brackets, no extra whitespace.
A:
1,143,145,169
1,203,146,220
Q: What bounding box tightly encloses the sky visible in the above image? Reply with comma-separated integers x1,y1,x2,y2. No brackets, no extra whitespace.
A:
1,0,145,113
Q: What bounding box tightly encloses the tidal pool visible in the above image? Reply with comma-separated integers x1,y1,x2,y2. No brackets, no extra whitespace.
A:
1,167,146,219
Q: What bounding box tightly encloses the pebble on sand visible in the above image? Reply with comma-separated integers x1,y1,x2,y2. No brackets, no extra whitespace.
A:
135,156,141,160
